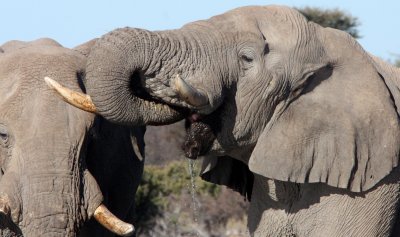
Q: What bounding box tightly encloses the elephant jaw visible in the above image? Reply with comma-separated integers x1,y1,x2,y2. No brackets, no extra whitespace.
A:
182,116,216,159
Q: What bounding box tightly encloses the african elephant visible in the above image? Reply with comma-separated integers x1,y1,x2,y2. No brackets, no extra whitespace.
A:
0,38,144,236
47,5,400,237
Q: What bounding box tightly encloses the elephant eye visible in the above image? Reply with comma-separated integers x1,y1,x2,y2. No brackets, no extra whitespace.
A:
238,47,256,72
0,133,8,141
0,125,9,144
240,54,253,63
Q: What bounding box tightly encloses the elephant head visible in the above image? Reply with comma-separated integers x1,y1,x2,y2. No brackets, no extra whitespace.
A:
48,5,400,235
53,5,400,192
0,39,143,236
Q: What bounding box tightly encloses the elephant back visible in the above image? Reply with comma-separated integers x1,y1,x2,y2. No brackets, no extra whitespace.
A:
0,38,62,53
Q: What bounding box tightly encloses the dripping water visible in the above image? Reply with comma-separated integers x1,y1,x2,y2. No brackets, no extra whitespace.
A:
188,159,200,236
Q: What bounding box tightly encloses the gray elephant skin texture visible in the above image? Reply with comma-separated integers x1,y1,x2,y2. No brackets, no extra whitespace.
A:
0,39,145,236
53,4,400,237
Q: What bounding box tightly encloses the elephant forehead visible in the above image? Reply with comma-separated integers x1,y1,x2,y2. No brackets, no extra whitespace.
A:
0,46,93,139
200,5,320,66
207,6,308,37
0,51,81,107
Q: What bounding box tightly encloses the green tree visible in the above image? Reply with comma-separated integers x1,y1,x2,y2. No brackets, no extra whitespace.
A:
297,7,361,38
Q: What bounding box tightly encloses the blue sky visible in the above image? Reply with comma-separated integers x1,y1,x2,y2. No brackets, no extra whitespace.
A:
1,1,399,62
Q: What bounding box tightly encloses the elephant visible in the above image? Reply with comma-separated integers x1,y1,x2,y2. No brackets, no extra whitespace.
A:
0,38,145,236
46,5,400,237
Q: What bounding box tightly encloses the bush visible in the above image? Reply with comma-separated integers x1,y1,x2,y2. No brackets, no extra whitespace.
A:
297,7,361,38
134,160,221,228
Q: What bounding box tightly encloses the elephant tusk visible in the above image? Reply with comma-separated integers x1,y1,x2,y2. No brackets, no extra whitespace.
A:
93,204,135,236
173,74,209,107
44,77,97,113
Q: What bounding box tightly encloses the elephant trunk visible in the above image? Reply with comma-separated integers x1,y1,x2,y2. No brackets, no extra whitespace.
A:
17,168,102,236
0,145,133,236
47,27,223,123
85,28,187,126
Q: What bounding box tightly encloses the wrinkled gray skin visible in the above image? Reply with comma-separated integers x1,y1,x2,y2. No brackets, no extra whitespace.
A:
81,5,400,237
0,39,145,237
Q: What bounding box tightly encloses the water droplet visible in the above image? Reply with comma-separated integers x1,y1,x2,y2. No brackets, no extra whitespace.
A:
188,159,201,237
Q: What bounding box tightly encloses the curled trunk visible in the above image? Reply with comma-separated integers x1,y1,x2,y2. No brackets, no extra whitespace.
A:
85,28,185,126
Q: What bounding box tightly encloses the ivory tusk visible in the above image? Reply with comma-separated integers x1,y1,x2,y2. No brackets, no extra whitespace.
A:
173,74,209,107
44,77,97,113
93,204,135,236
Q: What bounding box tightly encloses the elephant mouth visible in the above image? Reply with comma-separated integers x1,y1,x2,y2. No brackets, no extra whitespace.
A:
182,113,217,159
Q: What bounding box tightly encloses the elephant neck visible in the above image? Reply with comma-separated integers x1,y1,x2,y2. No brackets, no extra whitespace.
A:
248,172,400,236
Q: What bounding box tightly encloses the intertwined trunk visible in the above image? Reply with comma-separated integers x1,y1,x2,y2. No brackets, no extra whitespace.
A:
84,24,227,127
85,28,185,125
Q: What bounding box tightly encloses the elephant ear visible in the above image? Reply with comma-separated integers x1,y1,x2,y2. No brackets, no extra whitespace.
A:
200,155,254,200
249,52,400,193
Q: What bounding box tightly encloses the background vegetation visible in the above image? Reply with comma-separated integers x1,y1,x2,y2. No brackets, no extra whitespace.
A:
297,7,360,38
395,58,400,67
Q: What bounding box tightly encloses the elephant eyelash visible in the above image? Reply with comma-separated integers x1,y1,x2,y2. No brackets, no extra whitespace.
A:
0,134,8,143
238,53,255,73
0,126,9,144
240,54,254,63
